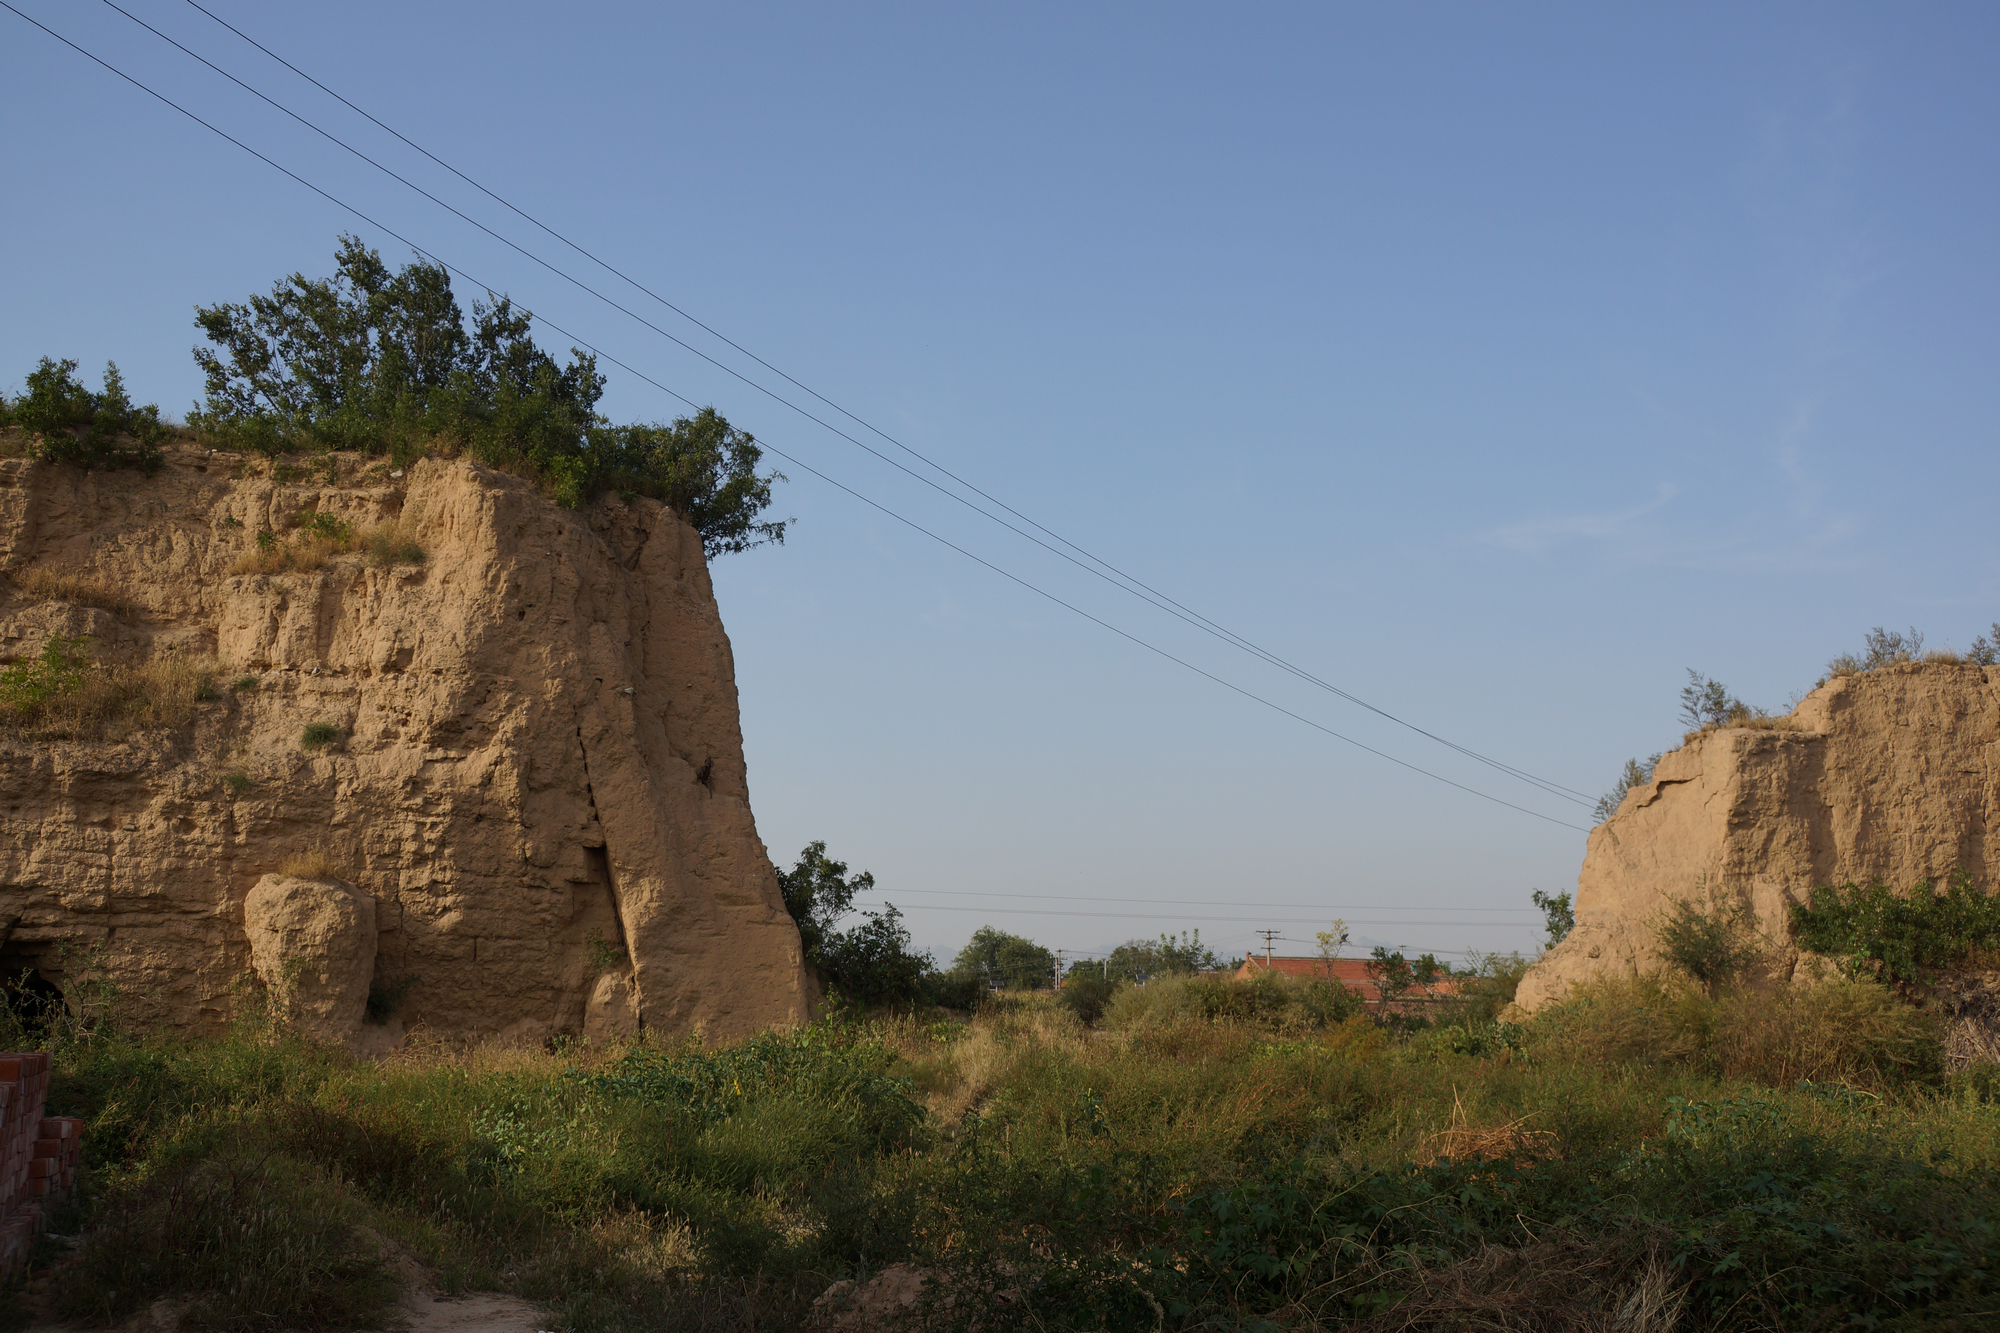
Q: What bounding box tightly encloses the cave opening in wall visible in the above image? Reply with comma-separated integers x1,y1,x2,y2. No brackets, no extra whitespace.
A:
0,940,72,1039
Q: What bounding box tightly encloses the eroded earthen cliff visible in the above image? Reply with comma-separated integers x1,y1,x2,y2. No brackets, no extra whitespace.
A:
1517,662,2000,1010
0,446,814,1046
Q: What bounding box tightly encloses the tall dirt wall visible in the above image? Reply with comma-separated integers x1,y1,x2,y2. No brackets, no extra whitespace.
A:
1517,662,2000,1010
0,446,814,1045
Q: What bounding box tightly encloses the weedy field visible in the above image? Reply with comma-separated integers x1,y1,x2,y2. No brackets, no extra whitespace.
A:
11,968,2000,1333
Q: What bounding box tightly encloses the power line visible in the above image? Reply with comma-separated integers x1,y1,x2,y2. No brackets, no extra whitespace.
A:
150,0,1595,810
887,903,1542,926
878,886,1541,912
0,3,1589,833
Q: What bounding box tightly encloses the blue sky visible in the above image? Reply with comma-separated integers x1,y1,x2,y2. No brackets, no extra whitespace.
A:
4,2,1995,966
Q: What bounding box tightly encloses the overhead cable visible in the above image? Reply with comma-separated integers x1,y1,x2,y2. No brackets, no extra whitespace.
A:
147,0,1594,808
0,2,1589,833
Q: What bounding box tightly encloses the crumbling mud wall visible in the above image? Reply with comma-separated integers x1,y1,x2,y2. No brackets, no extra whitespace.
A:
1518,662,2000,1010
0,447,814,1047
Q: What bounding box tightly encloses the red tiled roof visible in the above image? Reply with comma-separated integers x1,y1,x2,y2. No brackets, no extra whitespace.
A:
1235,955,1458,1002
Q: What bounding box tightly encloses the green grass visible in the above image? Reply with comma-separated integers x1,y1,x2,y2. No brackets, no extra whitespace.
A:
23,972,2000,1332
300,722,342,750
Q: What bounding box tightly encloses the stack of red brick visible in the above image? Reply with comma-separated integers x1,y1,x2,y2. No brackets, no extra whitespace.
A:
0,1052,81,1279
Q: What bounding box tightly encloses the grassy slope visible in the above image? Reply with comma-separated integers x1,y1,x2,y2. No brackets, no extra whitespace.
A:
14,974,2000,1332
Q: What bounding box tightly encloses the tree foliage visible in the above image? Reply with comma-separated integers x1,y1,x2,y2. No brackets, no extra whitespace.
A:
1532,889,1575,946
777,841,933,1006
1679,670,1745,731
951,927,1057,991
1655,884,1765,998
1365,947,1446,1004
1791,872,2000,988
189,236,783,554
1592,753,1660,824
2,358,168,472
1096,930,1220,984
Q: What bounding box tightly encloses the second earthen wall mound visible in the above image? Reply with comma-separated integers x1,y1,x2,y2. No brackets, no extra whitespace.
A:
1518,662,2000,1010
0,448,814,1047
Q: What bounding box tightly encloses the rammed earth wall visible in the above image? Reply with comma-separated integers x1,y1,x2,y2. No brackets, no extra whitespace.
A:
0,449,813,1046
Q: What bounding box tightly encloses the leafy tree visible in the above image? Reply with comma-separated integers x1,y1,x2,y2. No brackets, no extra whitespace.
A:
951,927,1057,991
1593,753,1661,824
777,841,932,1006
594,410,786,557
189,237,784,552
1097,930,1220,984
820,905,932,1007
1365,947,1445,1004
778,840,874,968
1532,889,1575,946
3,359,168,472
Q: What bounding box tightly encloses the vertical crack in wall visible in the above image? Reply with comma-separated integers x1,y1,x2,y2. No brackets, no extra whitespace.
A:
575,725,633,967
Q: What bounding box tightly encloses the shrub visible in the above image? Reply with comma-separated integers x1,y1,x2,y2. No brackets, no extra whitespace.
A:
3,357,169,472
1448,951,1532,1024
1057,971,1120,1025
1679,670,1741,730
0,633,89,715
1791,871,2000,987
1828,625,1927,678
1103,970,1362,1033
222,771,255,797
51,1149,399,1331
299,723,342,750
232,674,260,691
1654,883,1765,997
1716,976,1941,1088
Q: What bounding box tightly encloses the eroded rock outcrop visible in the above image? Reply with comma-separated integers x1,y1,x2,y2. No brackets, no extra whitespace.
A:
244,872,376,1042
0,447,814,1045
1518,662,2000,1010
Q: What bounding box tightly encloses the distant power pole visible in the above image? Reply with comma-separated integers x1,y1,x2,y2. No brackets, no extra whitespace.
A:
1257,929,1282,967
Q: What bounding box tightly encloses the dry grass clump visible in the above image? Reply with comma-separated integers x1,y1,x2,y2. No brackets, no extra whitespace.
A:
231,529,351,575
1414,1094,1559,1167
279,851,345,882
1717,975,1941,1087
0,636,218,737
230,514,423,574
359,520,425,566
8,565,134,616
1348,1235,1686,1333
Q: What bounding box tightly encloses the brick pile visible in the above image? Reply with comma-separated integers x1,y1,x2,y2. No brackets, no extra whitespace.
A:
0,1052,81,1279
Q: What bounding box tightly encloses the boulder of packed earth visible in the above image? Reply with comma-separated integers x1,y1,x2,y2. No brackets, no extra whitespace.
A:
244,872,377,1042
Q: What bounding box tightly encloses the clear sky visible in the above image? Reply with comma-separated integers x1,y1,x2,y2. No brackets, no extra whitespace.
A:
4,2,1996,967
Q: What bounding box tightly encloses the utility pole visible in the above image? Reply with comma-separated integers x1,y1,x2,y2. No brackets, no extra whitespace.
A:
1257,929,1281,968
